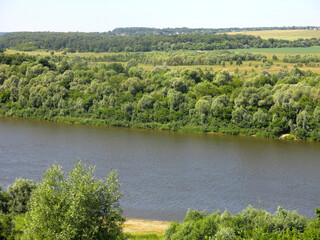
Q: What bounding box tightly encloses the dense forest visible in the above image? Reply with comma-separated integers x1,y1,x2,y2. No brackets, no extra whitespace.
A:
0,53,320,140
1,32,319,53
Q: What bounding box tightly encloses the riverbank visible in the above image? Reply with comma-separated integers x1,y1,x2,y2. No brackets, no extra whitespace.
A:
0,114,312,143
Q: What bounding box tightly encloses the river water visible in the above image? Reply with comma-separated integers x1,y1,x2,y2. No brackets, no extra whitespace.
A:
0,117,320,221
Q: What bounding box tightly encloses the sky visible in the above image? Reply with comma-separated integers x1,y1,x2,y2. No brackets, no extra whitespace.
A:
0,0,319,32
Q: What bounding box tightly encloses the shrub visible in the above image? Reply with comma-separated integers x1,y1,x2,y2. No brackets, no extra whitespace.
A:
23,161,124,240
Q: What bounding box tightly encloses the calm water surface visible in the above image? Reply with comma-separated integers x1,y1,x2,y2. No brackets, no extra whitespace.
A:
0,117,320,221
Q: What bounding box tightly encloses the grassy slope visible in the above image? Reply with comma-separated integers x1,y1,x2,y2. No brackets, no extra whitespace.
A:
228,29,320,40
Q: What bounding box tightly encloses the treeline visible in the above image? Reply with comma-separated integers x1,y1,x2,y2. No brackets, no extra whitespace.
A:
1,53,320,140
283,55,320,64
110,27,217,36
1,32,320,53
108,26,318,36
164,207,320,239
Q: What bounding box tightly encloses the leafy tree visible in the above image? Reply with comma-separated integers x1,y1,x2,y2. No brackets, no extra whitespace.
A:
23,161,124,240
138,95,154,110
253,109,269,128
236,58,243,66
195,98,211,116
7,178,36,214
313,106,320,123
0,90,10,103
296,110,311,130
232,107,252,127
0,214,16,240
214,70,232,86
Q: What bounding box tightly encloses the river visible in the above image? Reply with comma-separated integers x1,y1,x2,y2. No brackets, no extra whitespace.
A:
0,117,320,221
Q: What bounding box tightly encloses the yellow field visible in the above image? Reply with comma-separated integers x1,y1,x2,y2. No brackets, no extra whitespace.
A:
228,30,320,40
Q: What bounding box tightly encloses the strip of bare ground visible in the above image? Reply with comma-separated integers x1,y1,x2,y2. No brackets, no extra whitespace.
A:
123,219,170,236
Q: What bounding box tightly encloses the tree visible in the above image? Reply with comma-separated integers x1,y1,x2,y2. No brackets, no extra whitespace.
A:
23,161,124,240
296,110,310,130
214,70,232,86
138,94,154,110
313,106,320,123
236,58,243,66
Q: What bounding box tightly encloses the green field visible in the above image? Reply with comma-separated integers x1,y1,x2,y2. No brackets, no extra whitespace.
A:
231,46,320,54
6,49,320,74
228,29,320,40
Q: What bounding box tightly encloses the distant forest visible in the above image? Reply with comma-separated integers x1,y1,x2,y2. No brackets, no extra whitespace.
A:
108,26,320,36
0,31,319,53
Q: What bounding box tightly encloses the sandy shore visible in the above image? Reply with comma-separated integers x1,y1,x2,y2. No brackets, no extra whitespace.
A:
123,219,170,235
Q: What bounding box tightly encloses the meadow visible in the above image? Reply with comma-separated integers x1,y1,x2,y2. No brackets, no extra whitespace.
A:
5,49,320,74
231,46,320,55
228,29,320,40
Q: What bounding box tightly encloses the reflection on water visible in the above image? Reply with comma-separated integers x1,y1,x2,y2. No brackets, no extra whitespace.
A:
1,117,320,220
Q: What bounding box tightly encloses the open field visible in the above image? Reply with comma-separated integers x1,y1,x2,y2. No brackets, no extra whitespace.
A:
5,49,320,74
138,62,320,74
231,46,320,60
5,49,120,57
228,29,320,40
231,46,320,54
165,62,320,74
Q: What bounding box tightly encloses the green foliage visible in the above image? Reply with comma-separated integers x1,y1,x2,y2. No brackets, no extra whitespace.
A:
1,53,320,140
7,179,36,214
2,31,320,53
124,233,161,240
0,186,10,214
165,206,317,240
0,214,16,240
0,90,10,103
23,161,124,240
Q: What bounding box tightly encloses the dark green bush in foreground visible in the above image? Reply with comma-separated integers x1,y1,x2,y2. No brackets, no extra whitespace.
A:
0,162,124,240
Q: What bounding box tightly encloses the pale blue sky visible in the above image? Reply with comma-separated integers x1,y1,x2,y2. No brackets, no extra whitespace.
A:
0,0,319,32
